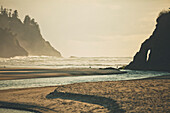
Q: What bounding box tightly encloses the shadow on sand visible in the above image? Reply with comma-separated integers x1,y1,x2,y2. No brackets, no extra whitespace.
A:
46,91,125,113
0,101,58,113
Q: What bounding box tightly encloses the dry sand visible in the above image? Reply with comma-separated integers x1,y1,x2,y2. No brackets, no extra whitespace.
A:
0,75,169,113
0,67,125,80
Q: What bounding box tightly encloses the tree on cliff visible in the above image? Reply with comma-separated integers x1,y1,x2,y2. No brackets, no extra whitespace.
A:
0,6,18,18
0,6,8,17
12,10,18,18
24,15,31,25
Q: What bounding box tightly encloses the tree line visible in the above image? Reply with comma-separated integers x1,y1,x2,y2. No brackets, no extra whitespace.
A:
0,6,18,18
0,6,39,29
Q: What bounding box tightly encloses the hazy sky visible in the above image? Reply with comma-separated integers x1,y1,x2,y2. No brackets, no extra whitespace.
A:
0,0,170,57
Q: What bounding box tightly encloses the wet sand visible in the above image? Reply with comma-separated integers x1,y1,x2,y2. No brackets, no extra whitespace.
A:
0,75,169,113
0,67,125,80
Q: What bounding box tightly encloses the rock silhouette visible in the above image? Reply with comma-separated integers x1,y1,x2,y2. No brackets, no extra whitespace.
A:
126,10,170,72
0,6,62,58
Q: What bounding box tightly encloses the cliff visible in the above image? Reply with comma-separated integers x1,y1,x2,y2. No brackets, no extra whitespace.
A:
125,10,170,72
0,28,28,58
0,7,62,58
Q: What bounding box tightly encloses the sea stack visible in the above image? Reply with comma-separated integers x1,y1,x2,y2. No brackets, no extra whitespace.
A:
0,6,62,58
125,10,170,72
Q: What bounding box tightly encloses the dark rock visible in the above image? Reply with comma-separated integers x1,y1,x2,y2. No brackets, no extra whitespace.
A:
126,10,170,72
99,67,119,70
69,56,77,58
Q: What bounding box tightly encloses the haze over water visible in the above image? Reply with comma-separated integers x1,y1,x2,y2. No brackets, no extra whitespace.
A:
0,56,132,69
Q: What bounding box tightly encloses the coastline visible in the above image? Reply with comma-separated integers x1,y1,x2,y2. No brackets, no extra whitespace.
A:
0,75,169,112
0,67,126,80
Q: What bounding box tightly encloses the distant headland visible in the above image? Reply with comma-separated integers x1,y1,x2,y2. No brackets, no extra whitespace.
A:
126,10,170,72
0,6,62,58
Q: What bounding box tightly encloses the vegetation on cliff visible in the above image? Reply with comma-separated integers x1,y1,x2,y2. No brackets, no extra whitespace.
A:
0,6,62,58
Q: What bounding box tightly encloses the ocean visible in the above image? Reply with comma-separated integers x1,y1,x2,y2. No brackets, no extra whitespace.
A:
0,56,132,69
0,56,169,90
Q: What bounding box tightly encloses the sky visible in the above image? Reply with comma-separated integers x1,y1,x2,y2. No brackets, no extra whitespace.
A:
0,0,170,57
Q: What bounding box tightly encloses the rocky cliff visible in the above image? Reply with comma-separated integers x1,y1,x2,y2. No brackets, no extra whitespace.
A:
0,7,62,58
0,28,28,58
125,10,170,72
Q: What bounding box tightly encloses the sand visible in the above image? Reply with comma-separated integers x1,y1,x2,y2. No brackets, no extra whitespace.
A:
0,75,169,113
0,67,125,80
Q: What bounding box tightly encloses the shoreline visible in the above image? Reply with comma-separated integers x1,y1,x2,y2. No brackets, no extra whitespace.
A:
0,67,126,80
0,75,169,112
0,74,169,91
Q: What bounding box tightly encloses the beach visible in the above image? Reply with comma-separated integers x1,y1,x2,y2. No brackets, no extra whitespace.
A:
0,73,169,113
0,67,125,80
